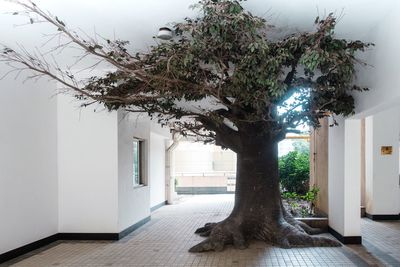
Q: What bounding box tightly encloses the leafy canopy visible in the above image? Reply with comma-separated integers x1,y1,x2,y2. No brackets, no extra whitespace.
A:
1,0,372,152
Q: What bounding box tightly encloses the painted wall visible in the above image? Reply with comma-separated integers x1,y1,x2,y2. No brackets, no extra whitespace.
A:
360,119,366,208
353,1,400,117
58,100,170,234
328,117,346,235
117,112,170,231
365,116,374,214
328,118,361,236
149,132,167,208
174,142,237,174
174,143,214,174
57,94,119,233
0,76,58,254
343,120,361,236
117,114,151,232
364,107,400,216
0,3,60,254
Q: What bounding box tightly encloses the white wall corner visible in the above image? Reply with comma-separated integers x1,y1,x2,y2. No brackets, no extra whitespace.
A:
343,119,361,236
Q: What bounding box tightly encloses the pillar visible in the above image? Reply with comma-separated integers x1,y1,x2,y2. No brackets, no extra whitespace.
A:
328,117,362,244
310,118,329,216
365,107,400,220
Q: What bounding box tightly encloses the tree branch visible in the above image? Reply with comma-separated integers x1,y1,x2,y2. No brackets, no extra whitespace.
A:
198,116,242,152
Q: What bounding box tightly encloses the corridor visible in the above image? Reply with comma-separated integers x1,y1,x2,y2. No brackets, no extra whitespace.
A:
2,195,399,267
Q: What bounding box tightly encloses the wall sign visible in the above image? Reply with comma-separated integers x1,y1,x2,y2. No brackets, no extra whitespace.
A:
381,146,393,155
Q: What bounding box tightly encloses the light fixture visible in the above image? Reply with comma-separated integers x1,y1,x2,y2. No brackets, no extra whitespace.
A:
157,27,173,40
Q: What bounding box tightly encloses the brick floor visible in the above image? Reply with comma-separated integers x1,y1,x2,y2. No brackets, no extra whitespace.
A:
2,195,399,266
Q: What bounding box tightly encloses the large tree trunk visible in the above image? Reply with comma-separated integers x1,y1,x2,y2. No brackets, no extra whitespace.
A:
189,138,340,252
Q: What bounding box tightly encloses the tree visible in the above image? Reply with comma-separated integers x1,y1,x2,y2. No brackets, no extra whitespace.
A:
1,0,372,252
279,150,310,194
292,140,310,154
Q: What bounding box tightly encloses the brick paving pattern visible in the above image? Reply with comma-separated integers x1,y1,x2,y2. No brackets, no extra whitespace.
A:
2,195,399,266
359,219,400,266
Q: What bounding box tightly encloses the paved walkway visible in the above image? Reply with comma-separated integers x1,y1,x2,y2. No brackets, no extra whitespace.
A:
2,195,400,267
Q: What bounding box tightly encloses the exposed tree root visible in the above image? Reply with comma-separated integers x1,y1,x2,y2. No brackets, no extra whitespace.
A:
189,148,341,253
273,222,341,248
190,217,340,252
190,219,248,252
294,220,325,235
194,222,217,237
283,215,325,235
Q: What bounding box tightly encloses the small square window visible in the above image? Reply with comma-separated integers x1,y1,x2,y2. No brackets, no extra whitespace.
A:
133,138,144,186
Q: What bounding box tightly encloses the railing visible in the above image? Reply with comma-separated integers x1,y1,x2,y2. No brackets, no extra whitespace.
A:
174,171,236,177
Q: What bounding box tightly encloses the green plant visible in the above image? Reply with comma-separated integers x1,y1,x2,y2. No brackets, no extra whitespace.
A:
282,187,320,217
302,186,319,215
279,150,310,194
282,191,299,200
302,186,319,202
299,204,310,217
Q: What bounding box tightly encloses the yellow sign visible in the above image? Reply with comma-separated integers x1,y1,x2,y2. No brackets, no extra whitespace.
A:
381,146,393,155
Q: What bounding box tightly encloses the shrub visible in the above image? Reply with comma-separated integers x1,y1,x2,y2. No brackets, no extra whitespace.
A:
281,187,320,217
279,150,310,194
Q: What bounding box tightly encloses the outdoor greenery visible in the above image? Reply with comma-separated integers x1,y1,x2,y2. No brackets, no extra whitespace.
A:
282,187,320,217
279,148,310,195
279,140,317,217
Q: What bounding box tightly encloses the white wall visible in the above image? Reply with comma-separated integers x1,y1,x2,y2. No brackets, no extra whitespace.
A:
57,94,119,233
343,120,361,236
117,114,151,232
365,116,374,214
0,76,58,254
58,103,170,234
174,142,214,173
364,107,400,215
117,113,170,231
328,118,361,236
353,1,400,117
328,117,345,235
149,132,167,208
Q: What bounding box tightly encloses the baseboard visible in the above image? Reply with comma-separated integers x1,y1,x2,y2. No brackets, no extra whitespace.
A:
0,216,151,264
0,234,59,264
365,213,400,220
328,227,362,244
150,200,167,212
58,232,120,240
119,216,151,239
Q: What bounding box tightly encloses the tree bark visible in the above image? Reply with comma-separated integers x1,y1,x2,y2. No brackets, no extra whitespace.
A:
189,137,340,252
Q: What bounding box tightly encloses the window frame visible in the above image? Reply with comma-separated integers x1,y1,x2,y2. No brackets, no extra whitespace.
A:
132,137,145,187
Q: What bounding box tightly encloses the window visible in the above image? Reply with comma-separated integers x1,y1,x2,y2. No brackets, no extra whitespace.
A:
133,138,144,186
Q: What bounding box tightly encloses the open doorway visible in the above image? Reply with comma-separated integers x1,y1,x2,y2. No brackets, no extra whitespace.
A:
172,134,311,197
173,142,236,194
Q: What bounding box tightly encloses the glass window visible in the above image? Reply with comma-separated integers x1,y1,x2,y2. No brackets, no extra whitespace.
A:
133,138,143,186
